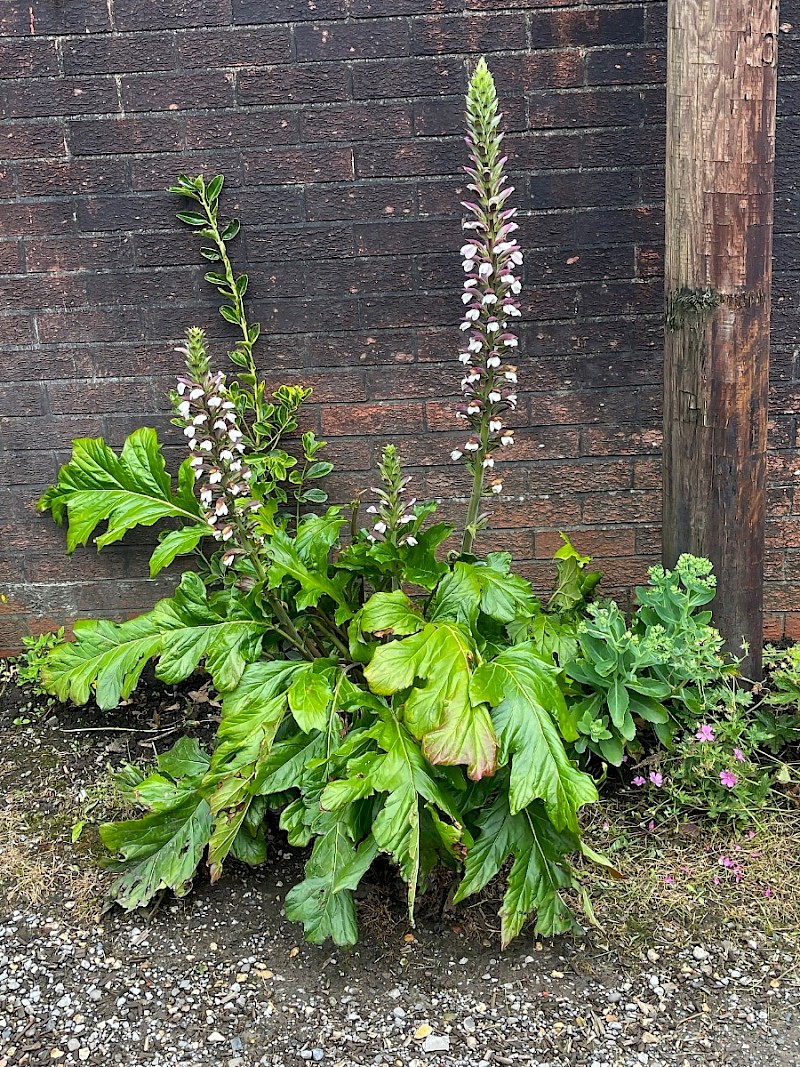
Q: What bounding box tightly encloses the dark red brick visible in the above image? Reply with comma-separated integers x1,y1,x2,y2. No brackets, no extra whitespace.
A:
355,138,463,179
0,0,110,35
0,241,21,272
233,0,347,21
246,225,353,262
187,112,299,151
62,33,177,76
69,116,184,156
413,13,526,55
7,77,119,119
243,147,353,185
36,307,146,344
2,121,67,161
530,8,645,49
16,159,129,197
352,57,465,100
586,47,666,86
295,19,411,61
306,182,415,222
131,152,244,192
121,72,236,113
0,38,59,79
238,65,349,106
321,401,425,436
115,0,229,30
177,26,291,68
0,314,35,345
301,104,412,143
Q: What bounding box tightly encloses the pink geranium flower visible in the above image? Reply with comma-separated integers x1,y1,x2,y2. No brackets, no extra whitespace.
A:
632,775,646,787
733,748,746,763
719,770,738,789
695,724,716,742
649,771,664,787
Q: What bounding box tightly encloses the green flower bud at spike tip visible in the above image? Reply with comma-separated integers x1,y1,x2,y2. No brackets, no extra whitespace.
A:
458,59,523,554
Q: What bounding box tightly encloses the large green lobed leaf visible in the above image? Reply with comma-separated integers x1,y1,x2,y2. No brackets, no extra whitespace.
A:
37,428,208,576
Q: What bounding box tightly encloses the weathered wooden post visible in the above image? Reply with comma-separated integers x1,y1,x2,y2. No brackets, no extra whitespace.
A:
663,0,779,678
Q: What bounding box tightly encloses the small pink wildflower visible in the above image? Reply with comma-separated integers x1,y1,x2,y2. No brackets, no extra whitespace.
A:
695,724,716,743
764,887,773,899
649,771,664,787
718,855,733,868
719,770,738,789
713,875,720,885
647,819,655,831
733,748,746,763
632,775,646,787
664,875,674,885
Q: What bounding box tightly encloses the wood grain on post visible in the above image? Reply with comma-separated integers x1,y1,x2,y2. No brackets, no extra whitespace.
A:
663,0,779,678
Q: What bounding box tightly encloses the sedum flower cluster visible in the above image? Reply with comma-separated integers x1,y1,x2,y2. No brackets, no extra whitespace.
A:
172,327,259,567
454,57,521,504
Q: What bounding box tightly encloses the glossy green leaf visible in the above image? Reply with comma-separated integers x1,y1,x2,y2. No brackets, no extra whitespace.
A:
288,666,334,734
37,430,204,553
474,553,536,623
39,572,272,709
321,713,462,920
100,745,213,913
149,524,210,577
264,529,351,617
205,661,304,880
283,813,364,945
472,644,597,830
360,591,424,637
454,792,582,945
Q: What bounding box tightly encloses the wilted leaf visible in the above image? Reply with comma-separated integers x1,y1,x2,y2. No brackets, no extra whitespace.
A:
365,622,497,780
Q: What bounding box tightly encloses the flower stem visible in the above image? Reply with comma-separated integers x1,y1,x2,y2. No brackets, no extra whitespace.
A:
461,420,489,555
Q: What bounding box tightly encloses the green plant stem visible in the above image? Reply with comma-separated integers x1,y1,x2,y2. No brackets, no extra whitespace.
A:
199,190,255,377
461,420,489,555
232,514,319,659
310,611,350,660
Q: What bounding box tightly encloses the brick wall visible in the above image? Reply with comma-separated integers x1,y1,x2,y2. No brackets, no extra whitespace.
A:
0,0,798,651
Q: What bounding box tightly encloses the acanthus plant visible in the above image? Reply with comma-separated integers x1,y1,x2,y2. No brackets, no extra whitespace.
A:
35,60,610,947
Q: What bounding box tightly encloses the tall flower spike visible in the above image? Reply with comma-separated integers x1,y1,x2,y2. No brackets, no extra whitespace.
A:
457,58,522,555
172,328,261,566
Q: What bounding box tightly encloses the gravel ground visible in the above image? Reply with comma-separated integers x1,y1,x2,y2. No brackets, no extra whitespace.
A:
0,679,798,1067
1,876,798,1067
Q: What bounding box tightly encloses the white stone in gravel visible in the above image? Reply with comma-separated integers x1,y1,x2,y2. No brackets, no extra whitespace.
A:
422,1035,450,1053
208,1031,225,1043
692,946,709,961
67,1039,80,1052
